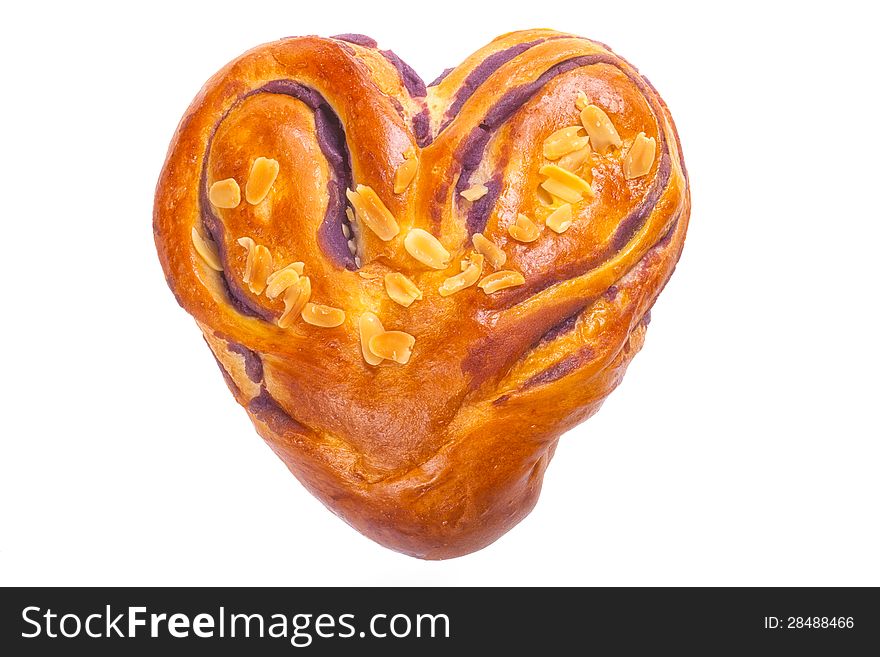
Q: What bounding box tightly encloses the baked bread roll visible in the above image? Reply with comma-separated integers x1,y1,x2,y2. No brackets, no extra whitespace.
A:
154,29,689,559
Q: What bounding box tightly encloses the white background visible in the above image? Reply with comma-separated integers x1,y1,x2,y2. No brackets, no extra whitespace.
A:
1,1,877,586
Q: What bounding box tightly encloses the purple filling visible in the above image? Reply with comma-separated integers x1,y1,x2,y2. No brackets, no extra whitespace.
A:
539,311,582,346
429,67,454,87
226,341,264,382
248,388,306,435
331,33,378,48
413,109,431,147
439,40,543,132
380,49,427,97
454,53,671,250
198,79,356,318
466,174,501,234
603,285,619,301
523,347,595,389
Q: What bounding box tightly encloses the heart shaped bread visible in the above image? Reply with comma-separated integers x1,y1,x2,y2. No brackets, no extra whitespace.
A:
154,29,689,559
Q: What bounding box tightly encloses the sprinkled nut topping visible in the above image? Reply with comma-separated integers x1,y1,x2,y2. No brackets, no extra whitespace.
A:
508,213,541,243
278,276,311,329
384,272,422,307
543,126,590,160
404,228,450,269
575,90,589,111
460,184,489,202
580,105,622,154
358,312,385,365
540,178,581,204
472,233,507,269
191,227,223,271
556,145,591,173
539,164,594,204
369,331,416,365
478,270,526,294
245,157,280,205
301,303,346,328
623,132,657,180
439,253,483,296
209,178,241,209
393,154,419,194
346,185,400,241
265,263,304,299
237,237,273,295
545,203,573,233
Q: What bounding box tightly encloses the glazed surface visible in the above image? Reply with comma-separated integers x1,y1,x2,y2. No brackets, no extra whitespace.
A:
154,29,690,558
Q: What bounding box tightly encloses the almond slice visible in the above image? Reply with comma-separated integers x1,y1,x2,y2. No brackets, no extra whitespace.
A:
384,272,422,307
369,331,416,365
623,132,657,180
557,145,591,173
542,126,590,160
478,270,526,294
265,264,303,299
545,204,573,234
575,90,589,110
460,183,489,201
439,253,483,296
540,165,593,195
539,164,595,204
404,228,450,269
191,227,223,271
539,178,583,204
278,276,311,328
508,213,540,242
472,233,506,269
209,178,241,209
394,154,419,194
245,157,280,205
580,105,622,154
358,312,385,366
236,237,273,295
301,303,346,328
345,185,400,241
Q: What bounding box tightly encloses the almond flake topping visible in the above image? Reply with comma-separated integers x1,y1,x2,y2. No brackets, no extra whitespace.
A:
209,178,241,209
301,303,346,328
460,184,489,202
543,126,590,160
508,213,540,243
478,270,526,294
191,227,223,271
369,331,416,365
384,272,422,307
404,228,450,269
245,157,280,205
472,233,506,269
358,312,385,366
265,263,304,299
345,185,400,241
545,204,573,234
237,237,273,295
575,90,589,111
439,253,484,297
556,145,591,173
278,276,311,329
580,105,622,154
539,164,594,204
623,132,657,180
394,153,419,194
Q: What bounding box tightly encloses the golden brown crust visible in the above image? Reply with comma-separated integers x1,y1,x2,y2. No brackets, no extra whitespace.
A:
154,29,690,559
